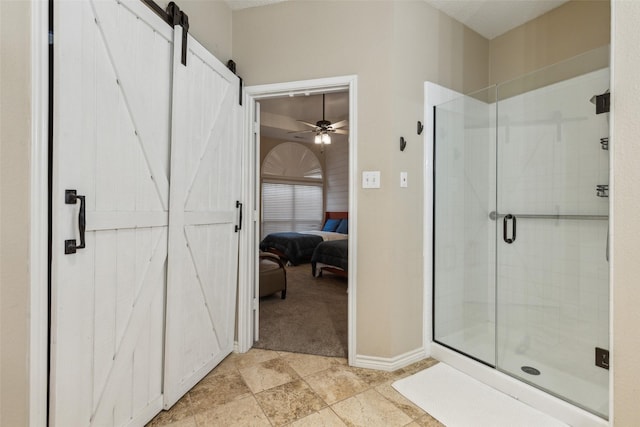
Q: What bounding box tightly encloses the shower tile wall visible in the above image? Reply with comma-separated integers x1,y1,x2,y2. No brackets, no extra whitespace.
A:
496,68,609,414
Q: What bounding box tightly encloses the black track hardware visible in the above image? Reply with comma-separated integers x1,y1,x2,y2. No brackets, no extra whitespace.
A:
227,60,244,106
166,2,189,66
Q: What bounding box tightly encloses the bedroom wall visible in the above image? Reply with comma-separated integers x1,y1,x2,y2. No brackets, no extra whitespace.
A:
259,137,326,169
260,135,347,217
324,138,349,213
233,0,490,358
0,1,31,426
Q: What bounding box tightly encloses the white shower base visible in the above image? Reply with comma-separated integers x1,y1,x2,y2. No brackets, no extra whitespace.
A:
437,316,608,419
431,340,608,427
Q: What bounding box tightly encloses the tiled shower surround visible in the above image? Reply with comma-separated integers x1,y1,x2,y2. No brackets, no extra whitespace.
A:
434,67,610,418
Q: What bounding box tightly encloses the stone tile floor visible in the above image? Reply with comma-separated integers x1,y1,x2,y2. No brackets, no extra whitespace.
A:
147,348,444,426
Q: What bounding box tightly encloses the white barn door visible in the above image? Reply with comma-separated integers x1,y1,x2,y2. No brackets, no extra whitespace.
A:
51,1,243,425
164,26,243,407
50,1,173,426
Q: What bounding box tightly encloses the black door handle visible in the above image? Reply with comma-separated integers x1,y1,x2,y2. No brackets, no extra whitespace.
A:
503,214,516,244
235,200,243,232
65,189,86,254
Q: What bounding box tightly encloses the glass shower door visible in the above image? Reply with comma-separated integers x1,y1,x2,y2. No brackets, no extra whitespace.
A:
433,87,497,366
495,65,610,418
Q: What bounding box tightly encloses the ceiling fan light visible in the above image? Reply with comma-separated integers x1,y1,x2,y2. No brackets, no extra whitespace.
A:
314,134,322,144
322,133,331,144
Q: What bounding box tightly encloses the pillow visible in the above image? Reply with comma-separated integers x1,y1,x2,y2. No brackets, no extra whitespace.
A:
336,218,348,234
322,218,341,232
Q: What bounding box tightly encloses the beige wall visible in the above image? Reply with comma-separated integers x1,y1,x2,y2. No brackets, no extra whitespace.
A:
0,1,32,426
611,1,640,424
157,0,232,63
387,2,488,353
233,0,489,357
489,0,610,85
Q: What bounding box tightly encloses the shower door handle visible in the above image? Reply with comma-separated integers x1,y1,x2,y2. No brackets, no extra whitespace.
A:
503,214,516,244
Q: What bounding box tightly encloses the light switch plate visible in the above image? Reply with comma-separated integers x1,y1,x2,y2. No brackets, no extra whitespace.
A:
400,172,408,187
363,171,381,188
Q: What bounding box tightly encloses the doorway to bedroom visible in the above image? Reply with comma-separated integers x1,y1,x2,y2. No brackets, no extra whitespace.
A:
241,77,357,362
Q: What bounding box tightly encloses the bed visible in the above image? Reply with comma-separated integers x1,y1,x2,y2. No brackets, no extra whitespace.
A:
259,212,348,265
311,239,348,278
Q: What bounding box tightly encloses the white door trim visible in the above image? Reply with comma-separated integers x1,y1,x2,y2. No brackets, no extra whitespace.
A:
30,0,50,425
238,75,358,365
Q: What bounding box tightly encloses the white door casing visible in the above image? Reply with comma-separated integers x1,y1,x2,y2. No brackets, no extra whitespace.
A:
163,26,243,408
253,101,261,341
236,98,260,353
241,77,358,365
50,1,173,425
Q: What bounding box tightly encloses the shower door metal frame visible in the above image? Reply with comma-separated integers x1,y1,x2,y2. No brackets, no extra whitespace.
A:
431,103,498,370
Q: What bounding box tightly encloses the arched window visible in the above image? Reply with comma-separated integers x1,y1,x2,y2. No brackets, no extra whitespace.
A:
261,142,323,237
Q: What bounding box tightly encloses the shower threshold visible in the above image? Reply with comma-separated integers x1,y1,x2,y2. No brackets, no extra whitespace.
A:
431,342,608,427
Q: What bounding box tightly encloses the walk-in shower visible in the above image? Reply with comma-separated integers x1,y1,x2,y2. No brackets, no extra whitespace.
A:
431,46,610,420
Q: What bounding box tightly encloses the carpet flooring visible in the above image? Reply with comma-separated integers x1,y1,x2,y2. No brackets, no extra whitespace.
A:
253,263,348,358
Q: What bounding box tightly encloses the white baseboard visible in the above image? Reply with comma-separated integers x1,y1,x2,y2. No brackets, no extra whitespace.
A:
353,347,427,372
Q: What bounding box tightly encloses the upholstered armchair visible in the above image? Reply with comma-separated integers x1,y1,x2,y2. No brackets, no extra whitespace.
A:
259,251,287,299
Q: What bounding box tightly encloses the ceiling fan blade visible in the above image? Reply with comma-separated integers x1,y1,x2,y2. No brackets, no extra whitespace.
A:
296,120,319,128
287,129,315,134
330,120,348,129
333,129,349,135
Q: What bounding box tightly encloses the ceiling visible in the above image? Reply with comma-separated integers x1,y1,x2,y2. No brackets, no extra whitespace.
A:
226,0,569,40
225,0,287,11
423,0,569,40
259,92,349,145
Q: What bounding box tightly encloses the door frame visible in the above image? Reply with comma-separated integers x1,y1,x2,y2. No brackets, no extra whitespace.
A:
30,0,50,425
237,75,358,365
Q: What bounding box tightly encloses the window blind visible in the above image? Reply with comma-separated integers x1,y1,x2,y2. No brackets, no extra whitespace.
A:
262,182,323,237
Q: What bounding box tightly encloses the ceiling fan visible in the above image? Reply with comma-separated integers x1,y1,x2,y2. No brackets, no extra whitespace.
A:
289,94,348,144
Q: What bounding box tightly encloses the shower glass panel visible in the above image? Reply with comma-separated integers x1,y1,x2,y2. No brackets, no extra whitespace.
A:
433,86,497,366
495,49,610,418
433,46,610,419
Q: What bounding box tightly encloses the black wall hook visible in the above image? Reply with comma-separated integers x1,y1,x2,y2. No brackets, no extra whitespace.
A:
400,136,407,151
417,121,424,135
